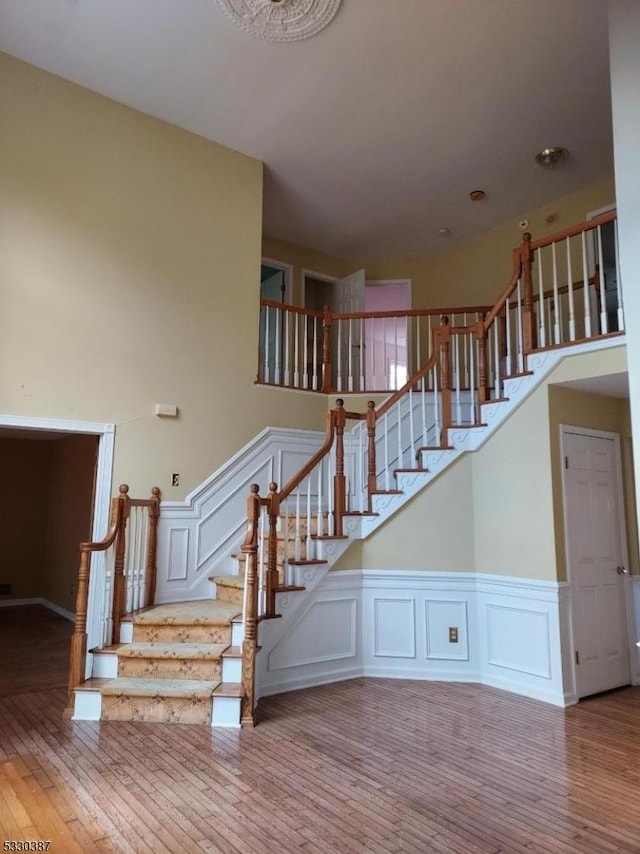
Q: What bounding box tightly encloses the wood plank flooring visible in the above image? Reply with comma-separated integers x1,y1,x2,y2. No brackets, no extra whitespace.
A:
1,605,640,852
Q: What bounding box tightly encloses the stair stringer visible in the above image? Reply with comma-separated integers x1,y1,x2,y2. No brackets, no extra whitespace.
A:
257,336,626,688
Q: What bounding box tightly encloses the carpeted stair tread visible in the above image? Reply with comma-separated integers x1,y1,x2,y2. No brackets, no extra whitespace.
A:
133,600,240,626
212,575,244,589
115,642,227,660
100,678,218,698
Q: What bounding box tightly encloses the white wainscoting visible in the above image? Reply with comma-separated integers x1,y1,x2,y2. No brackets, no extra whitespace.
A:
155,427,324,603
258,570,570,707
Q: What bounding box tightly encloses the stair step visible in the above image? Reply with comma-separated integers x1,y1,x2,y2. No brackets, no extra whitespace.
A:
502,370,534,380
100,677,219,724
417,445,454,451
370,489,403,495
286,558,327,566
343,510,379,516
213,682,243,698
115,641,227,681
275,584,306,593
132,600,239,644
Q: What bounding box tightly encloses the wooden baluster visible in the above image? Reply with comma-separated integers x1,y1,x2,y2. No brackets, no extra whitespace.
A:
111,484,130,645
264,482,280,619
521,232,537,355
333,399,346,536
143,487,161,608
439,317,452,447
476,315,489,406
366,401,377,510
241,484,261,728
321,305,333,393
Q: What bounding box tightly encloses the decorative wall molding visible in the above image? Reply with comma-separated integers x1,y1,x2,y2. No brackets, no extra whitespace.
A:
259,570,571,707
156,426,325,602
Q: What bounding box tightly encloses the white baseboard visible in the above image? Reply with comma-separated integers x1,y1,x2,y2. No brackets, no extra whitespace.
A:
0,597,75,622
258,569,570,707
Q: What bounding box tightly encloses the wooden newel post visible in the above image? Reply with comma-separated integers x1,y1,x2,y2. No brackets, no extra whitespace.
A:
321,304,333,393
241,484,261,727
144,487,161,608
334,399,346,536
476,313,490,408
67,548,92,705
439,317,452,447
366,401,377,510
521,231,537,355
265,482,280,619
111,484,130,645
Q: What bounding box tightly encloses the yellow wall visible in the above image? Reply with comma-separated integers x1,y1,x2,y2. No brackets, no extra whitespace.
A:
0,53,328,500
548,387,638,580
352,178,616,308
262,234,353,306
43,435,98,611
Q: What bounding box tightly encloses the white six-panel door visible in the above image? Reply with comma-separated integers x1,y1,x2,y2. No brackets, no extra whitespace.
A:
561,427,630,698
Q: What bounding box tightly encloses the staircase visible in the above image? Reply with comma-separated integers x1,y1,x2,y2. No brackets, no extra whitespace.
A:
68,211,625,726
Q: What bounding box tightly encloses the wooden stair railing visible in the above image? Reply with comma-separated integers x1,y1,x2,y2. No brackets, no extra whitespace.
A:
67,484,161,706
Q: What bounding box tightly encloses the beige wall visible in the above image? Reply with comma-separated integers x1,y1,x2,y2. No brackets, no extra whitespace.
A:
353,178,616,308
0,440,51,600
43,435,98,611
0,53,327,502
262,234,353,306
548,387,638,581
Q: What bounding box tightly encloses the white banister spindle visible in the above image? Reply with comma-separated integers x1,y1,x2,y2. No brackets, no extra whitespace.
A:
346,422,353,511
370,318,376,389
505,295,512,376
294,489,301,562
274,308,281,384
306,477,312,560
469,334,476,424
393,317,399,388
597,224,607,334
264,307,271,383
566,237,576,341
552,242,560,344
336,320,343,391
492,322,500,399
327,452,334,535
416,319,421,374
358,423,365,512
396,401,403,469
284,310,290,386
348,319,354,392
317,460,324,537
359,317,365,392
454,334,461,424
427,316,433,388
420,373,427,449
516,278,523,373
408,387,415,462
614,219,624,331
384,413,390,490
463,313,469,386
433,365,440,446
581,231,592,339
303,315,309,389
283,498,290,585
258,506,266,616
383,318,388,389
294,312,300,387
537,249,546,348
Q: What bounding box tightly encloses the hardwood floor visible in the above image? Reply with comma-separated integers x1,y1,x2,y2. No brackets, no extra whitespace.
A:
1,606,640,852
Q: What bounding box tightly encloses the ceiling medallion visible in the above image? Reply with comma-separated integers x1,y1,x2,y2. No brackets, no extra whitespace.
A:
215,0,342,43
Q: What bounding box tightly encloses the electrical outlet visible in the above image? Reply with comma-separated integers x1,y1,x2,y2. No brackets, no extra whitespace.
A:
449,626,459,644
172,473,180,487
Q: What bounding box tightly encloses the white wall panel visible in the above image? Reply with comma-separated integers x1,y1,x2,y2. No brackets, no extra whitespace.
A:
425,600,469,660
373,598,416,658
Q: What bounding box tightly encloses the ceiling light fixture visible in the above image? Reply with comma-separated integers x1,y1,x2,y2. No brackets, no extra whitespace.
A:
437,228,452,238
535,147,569,169
469,190,485,201
215,0,342,42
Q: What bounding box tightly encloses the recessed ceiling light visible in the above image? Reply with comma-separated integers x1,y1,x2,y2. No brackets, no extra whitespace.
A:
437,228,452,238
535,147,569,169
469,190,485,201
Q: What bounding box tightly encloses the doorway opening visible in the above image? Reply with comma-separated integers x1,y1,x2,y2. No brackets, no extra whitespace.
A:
0,416,114,686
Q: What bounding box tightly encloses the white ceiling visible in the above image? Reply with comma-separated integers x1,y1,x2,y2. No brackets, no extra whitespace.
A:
0,0,614,260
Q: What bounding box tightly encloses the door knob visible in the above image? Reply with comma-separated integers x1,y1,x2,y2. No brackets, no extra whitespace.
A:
616,565,629,575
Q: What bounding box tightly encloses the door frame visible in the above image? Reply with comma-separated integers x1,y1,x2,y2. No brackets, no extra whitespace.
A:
261,257,293,305
0,413,115,677
559,423,637,697
301,268,337,310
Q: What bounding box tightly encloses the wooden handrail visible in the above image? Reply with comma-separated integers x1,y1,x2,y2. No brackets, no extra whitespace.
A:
483,246,522,331
260,298,323,318
331,304,492,321
279,407,336,502
68,483,161,707
529,209,616,250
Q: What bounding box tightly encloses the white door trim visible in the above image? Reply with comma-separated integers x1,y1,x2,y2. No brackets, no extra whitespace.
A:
586,203,616,220
0,413,115,675
262,257,294,305
559,424,636,696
